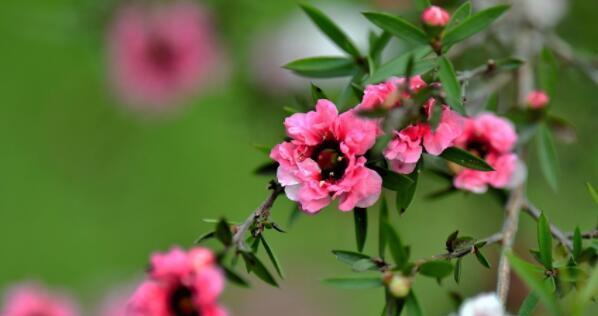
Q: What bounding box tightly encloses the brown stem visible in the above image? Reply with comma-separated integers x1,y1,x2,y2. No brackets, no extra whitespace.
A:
566,229,598,239
232,181,284,251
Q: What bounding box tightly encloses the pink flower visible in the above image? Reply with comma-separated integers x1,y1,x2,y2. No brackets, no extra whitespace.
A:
0,283,78,316
527,90,550,109
421,6,451,27
452,113,519,193
271,99,383,213
358,76,427,111
108,1,222,110
128,247,227,316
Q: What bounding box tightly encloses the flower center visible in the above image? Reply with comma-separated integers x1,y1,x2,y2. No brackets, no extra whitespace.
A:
466,139,489,158
168,285,200,316
311,140,348,181
147,36,177,74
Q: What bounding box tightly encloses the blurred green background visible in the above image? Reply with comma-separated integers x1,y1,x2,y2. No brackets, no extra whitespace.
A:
0,0,596,315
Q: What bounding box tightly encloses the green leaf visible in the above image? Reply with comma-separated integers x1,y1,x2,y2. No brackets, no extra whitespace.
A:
283,56,357,78
437,56,465,115
260,235,284,278
194,231,215,244
447,1,472,31
215,218,232,246
354,207,368,252
454,258,462,283
352,258,378,272
396,162,420,214
363,12,429,46
418,260,454,279
369,31,392,61
474,248,491,268
537,212,553,269
405,291,424,316
439,147,494,171
495,57,524,71
537,123,559,191
519,293,539,316
365,47,433,84
223,266,250,288
586,182,598,205
283,106,300,114
379,168,415,191
384,222,409,269
573,263,598,316
310,82,328,102
412,0,431,11
240,252,279,287
379,197,389,259
332,250,371,266
300,3,361,57
443,5,510,49
507,252,561,315
538,47,558,97
484,93,499,112
321,277,383,289
573,227,582,262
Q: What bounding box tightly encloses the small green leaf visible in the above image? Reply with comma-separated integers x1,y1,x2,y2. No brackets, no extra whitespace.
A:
332,250,371,266
438,56,465,115
194,231,215,244
378,168,415,191
495,57,524,71
384,222,409,269
537,123,559,191
439,147,494,171
537,212,553,269
321,277,383,289
454,258,462,283
443,5,510,49
300,3,361,57
260,235,284,278
252,144,272,155
240,252,279,287
474,248,491,268
586,182,598,205
223,266,250,288
354,207,368,252
537,47,558,97
445,230,459,252
519,293,539,316
405,291,424,316
283,56,357,78
363,12,429,46
366,47,434,84
573,227,582,262
352,258,378,272
396,162,420,214
369,31,392,61
419,260,453,279
507,252,561,315
310,82,328,102
447,1,472,31
379,197,389,259
216,218,232,246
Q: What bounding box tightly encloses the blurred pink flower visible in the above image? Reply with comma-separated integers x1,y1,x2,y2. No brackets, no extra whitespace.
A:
128,247,227,316
358,76,427,111
453,113,519,193
421,6,451,27
108,1,222,111
526,90,550,109
270,100,382,213
0,283,78,316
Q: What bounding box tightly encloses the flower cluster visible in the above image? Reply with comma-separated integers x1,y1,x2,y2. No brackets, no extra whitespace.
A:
128,247,227,316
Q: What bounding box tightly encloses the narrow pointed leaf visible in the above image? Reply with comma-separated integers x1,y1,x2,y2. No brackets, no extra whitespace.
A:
284,56,357,78
586,182,598,205
443,5,510,48
384,222,409,268
537,123,559,191
300,3,361,57
366,47,433,84
439,147,494,171
194,231,215,244
418,260,454,279
474,249,491,268
454,258,462,283
363,12,428,45
223,266,250,288
354,207,368,252
438,56,465,115
240,252,279,287
311,83,328,102
537,212,553,269
519,293,539,316
405,291,423,316
396,162,420,214
332,250,371,266
495,57,524,71
447,1,472,31
321,277,383,289
369,31,392,61
538,47,558,97
352,258,378,272
216,218,232,246
260,235,285,278
379,197,389,259
377,167,414,191
507,252,561,315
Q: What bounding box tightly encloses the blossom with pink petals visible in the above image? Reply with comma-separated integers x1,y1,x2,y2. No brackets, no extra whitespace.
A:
421,6,451,27
358,76,427,111
128,247,227,316
0,283,78,316
108,1,222,110
271,99,383,213
452,113,520,193
526,90,550,109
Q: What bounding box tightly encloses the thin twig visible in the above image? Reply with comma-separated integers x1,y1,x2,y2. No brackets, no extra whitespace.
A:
565,229,598,239
522,199,574,251
232,181,284,251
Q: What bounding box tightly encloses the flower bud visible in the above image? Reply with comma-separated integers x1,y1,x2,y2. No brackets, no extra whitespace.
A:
526,90,550,109
387,275,411,298
421,6,451,27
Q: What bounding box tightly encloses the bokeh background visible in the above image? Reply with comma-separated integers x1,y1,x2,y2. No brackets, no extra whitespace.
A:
0,0,596,315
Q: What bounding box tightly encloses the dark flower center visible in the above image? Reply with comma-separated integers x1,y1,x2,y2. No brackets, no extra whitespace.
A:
147,36,177,74
169,285,200,316
311,140,348,181
466,139,489,158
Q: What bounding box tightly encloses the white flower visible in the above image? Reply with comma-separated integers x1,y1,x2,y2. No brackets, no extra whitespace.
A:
459,293,505,316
